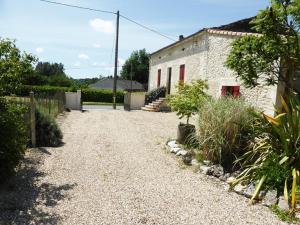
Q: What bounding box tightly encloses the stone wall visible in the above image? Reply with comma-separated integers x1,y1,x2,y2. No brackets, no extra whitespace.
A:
149,31,278,115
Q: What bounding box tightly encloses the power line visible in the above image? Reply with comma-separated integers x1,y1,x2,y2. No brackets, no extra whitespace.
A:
39,0,116,14
65,65,121,70
39,0,177,41
120,14,177,41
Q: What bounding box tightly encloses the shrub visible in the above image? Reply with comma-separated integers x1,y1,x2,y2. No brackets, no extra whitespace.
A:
236,95,300,197
168,80,208,124
197,97,257,170
81,88,124,103
145,87,166,104
36,110,63,147
0,98,28,182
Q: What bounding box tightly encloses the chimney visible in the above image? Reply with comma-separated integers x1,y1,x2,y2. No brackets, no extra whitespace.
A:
179,35,184,41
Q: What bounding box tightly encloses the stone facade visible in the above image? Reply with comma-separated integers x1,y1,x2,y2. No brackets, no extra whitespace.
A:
149,30,279,115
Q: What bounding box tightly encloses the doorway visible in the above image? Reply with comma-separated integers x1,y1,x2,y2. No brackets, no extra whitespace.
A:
167,67,172,94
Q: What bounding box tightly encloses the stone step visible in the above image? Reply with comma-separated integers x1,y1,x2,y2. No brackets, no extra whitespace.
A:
141,97,167,112
149,103,160,107
141,107,157,112
145,105,156,109
154,100,164,104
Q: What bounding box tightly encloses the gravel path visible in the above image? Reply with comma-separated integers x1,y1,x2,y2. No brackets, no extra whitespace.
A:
0,110,287,225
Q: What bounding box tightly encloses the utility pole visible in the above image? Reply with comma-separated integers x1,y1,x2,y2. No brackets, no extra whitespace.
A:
113,10,120,109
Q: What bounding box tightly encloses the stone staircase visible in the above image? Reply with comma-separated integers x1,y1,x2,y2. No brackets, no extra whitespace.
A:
141,97,167,112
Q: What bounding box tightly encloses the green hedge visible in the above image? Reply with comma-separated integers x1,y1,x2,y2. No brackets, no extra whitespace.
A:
82,89,124,103
12,85,124,103
15,85,72,96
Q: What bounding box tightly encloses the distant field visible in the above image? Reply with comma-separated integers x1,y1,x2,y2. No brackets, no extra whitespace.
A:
83,102,124,106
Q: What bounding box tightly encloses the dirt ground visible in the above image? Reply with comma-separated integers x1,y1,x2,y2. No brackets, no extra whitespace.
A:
0,110,286,225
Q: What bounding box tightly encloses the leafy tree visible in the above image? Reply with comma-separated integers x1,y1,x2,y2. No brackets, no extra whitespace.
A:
0,38,36,95
226,0,300,95
120,49,150,85
23,61,74,87
35,62,65,76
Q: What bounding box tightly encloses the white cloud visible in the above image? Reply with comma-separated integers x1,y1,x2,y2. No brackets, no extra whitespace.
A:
89,18,114,34
78,53,89,60
92,62,100,66
93,43,101,48
36,47,44,54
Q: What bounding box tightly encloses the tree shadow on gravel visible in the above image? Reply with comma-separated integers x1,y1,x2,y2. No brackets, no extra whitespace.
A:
0,148,77,225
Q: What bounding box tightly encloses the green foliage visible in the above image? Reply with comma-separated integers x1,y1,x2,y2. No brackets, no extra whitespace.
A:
270,205,300,223
197,97,257,169
0,38,37,95
35,110,63,147
72,76,104,89
23,62,74,87
15,85,71,96
145,86,166,104
226,0,300,94
236,95,300,193
168,80,208,124
120,49,149,84
35,62,65,76
0,98,28,182
82,89,124,103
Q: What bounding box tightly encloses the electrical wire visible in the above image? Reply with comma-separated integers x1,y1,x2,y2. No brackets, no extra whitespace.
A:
39,0,177,41
65,65,121,70
119,14,177,41
39,0,116,14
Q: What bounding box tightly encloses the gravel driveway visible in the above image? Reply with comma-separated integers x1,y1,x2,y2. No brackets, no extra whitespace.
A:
0,110,286,225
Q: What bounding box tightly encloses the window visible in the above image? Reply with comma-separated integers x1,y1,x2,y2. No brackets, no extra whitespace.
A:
221,86,240,98
179,65,185,83
157,69,161,87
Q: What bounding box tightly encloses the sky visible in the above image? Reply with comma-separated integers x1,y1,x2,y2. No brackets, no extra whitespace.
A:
0,0,270,79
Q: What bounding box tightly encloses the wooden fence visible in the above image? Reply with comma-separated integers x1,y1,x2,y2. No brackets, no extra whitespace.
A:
7,91,65,147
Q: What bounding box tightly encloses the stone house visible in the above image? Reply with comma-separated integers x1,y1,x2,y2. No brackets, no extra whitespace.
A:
148,18,281,115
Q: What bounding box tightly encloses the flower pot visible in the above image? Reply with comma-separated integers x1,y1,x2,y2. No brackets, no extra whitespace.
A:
177,123,196,144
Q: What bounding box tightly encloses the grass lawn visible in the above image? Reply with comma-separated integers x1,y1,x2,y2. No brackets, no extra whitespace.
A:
83,102,124,106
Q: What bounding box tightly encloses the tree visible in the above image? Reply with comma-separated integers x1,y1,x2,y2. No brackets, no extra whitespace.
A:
35,62,65,76
168,80,208,124
226,0,300,95
120,49,150,85
0,38,36,95
23,61,74,87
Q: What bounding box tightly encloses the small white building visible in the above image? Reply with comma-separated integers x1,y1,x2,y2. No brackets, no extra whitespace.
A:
148,18,281,115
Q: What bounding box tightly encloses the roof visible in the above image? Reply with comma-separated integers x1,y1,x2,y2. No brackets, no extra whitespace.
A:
89,77,145,91
151,17,259,56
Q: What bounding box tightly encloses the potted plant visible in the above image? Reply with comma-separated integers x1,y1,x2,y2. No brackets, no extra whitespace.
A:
168,80,208,144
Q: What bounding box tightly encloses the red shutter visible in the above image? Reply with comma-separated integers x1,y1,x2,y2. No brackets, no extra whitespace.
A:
221,86,227,96
179,65,185,82
233,86,240,98
157,69,161,87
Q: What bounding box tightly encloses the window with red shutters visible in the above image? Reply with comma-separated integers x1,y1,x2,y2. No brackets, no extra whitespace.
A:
221,85,240,98
233,86,240,97
157,69,161,87
179,65,185,82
